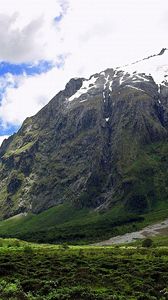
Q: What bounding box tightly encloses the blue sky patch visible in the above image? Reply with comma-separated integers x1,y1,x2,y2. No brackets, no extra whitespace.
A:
0,60,54,77
54,13,63,23
0,124,19,136
0,60,54,137
0,55,67,137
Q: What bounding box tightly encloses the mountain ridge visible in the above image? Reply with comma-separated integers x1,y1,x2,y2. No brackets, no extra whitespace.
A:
0,49,168,229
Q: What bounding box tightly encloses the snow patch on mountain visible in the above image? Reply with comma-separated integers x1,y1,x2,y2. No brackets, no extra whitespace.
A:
109,81,113,92
68,49,168,105
125,85,145,92
120,49,168,86
69,75,97,102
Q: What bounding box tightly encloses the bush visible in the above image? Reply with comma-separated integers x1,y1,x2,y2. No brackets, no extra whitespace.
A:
23,245,34,255
142,238,153,248
13,240,20,248
59,243,70,251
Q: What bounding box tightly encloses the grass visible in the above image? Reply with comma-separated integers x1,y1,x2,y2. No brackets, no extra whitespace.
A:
0,201,168,245
127,234,168,248
0,202,145,243
0,238,168,299
3,141,35,158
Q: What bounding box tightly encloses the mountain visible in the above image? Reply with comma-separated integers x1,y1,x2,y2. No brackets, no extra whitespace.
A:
0,49,168,242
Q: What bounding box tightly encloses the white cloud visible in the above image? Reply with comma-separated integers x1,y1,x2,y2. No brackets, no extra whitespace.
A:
0,14,45,63
0,0,168,129
0,66,76,127
0,135,9,145
60,0,168,70
0,0,65,63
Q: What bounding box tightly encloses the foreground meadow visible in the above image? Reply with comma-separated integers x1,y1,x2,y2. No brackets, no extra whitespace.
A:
0,239,168,299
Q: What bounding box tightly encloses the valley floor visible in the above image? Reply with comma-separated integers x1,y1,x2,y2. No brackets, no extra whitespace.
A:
0,239,168,299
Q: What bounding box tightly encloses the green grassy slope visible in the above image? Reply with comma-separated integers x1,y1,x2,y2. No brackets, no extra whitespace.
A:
0,203,139,243
0,200,168,244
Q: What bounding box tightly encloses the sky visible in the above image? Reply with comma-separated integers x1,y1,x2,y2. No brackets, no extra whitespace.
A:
0,0,167,144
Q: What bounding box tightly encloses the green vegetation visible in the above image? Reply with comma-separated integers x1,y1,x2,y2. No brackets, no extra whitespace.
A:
123,142,168,213
0,239,167,299
129,235,168,248
142,238,153,248
0,201,168,244
3,141,35,158
0,203,143,243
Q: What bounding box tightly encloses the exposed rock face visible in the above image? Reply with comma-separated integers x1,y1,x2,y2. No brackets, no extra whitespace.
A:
0,51,168,219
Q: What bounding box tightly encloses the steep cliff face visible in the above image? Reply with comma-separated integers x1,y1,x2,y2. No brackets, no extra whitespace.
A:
0,50,168,219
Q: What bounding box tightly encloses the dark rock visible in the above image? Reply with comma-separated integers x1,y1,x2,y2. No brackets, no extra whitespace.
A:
64,78,84,97
0,65,168,219
7,177,22,194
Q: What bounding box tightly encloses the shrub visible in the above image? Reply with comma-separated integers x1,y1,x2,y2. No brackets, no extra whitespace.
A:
13,240,20,248
23,245,34,255
59,243,69,250
142,238,153,248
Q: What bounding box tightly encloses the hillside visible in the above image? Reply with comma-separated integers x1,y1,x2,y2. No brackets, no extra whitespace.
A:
0,49,168,242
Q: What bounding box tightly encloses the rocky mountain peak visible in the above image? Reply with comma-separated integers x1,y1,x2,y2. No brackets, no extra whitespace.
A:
0,50,168,220
64,48,168,110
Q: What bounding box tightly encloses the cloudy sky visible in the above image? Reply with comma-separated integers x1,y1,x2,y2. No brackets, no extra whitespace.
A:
0,0,167,144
